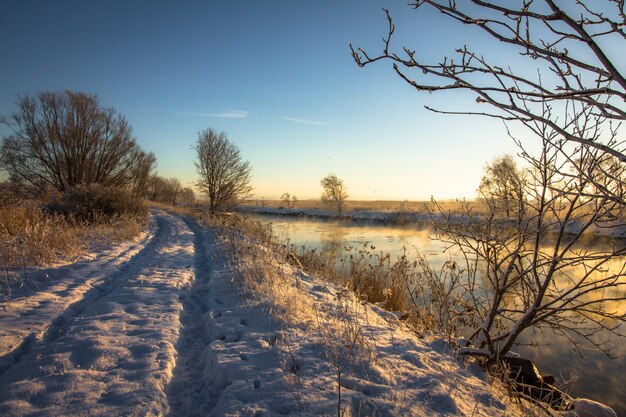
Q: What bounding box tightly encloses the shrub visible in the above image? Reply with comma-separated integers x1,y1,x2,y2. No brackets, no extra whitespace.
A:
47,184,147,224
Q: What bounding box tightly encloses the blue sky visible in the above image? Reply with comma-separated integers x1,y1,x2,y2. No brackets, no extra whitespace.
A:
0,0,525,200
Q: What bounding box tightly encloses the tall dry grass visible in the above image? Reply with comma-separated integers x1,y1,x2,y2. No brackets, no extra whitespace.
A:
291,242,477,338
0,200,82,268
1,185,147,295
291,242,408,312
192,210,472,338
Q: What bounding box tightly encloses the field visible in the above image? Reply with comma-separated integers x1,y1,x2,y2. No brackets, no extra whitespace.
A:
240,199,490,215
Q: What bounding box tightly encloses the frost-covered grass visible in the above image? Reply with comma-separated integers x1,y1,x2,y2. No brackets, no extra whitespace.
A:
0,200,82,268
201,211,472,339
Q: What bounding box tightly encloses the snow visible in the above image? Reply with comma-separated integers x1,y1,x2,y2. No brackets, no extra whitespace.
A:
0,210,617,416
0,214,157,372
566,399,618,417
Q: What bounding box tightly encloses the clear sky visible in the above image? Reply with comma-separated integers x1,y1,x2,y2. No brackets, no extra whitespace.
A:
0,0,526,200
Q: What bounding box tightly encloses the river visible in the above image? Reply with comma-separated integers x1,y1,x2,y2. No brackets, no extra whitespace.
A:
246,213,626,416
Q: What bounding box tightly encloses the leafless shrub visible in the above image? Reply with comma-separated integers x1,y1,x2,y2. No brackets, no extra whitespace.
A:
351,2,626,163
0,91,153,192
352,0,626,368
46,184,147,224
281,192,298,209
430,138,626,363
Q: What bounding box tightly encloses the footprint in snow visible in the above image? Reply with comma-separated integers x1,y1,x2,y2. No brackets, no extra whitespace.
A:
227,331,242,343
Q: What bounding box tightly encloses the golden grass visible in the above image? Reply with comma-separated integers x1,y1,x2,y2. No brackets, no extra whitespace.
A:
0,201,82,268
0,199,144,270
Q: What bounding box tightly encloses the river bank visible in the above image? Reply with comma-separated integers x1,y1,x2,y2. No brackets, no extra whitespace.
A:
242,212,625,416
237,204,626,239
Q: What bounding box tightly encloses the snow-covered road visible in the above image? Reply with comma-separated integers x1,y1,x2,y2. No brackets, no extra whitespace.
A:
0,210,197,416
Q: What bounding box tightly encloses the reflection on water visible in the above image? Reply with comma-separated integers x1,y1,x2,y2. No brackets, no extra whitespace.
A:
518,329,626,416
267,215,454,267
249,213,626,416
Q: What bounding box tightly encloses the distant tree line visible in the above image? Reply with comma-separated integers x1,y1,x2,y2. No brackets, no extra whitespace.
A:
145,176,195,206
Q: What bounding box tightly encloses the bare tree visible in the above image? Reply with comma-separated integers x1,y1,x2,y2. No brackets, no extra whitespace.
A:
146,175,168,202
179,187,196,206
351,2,626,163
129,151,157,199
143,175,184,205
478,154,527,217
0,91,148,192
352,2,626,363
164,177,183,206
194,128,252,213
321,174,348,214
280,192,297,208
434,136,626,362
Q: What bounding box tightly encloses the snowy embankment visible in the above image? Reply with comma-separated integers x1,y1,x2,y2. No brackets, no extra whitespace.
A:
237,205,626,238
0,210,613,416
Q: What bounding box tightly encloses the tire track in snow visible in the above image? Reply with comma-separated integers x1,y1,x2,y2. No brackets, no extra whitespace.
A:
166,218,232,417
0,210,196,417
0,214,158,370
0,216,160,379
43,214,168,345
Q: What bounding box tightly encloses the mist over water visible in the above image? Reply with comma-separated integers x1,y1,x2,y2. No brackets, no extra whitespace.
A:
248,213,626,416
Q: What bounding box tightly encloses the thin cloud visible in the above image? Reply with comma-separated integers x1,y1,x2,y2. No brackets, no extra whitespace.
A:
281,116,326,126
172,109,249,118
211,109,249,118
